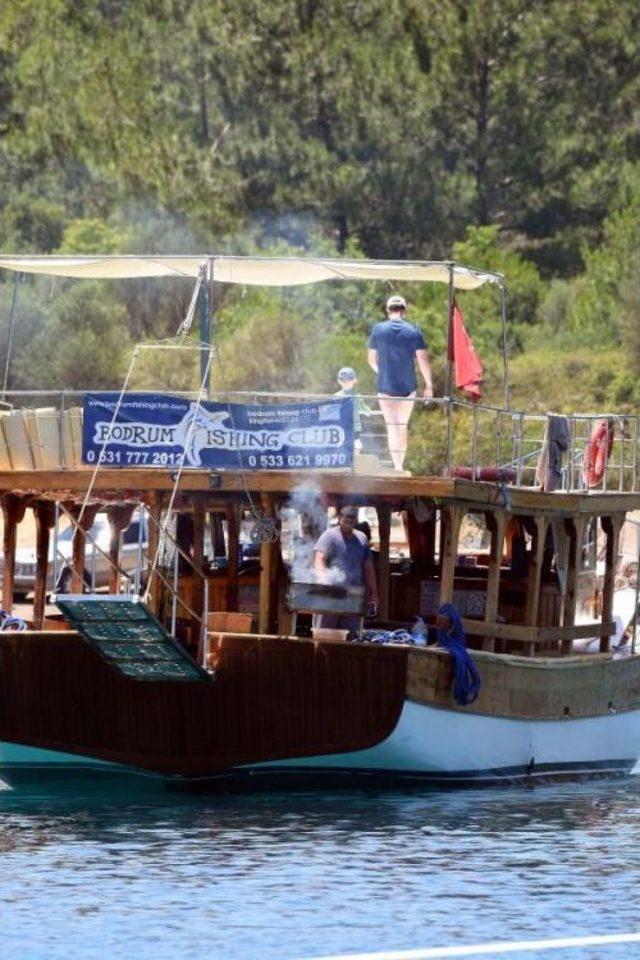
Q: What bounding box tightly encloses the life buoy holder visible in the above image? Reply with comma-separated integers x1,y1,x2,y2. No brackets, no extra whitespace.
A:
582,418,614,488
450,466,517,484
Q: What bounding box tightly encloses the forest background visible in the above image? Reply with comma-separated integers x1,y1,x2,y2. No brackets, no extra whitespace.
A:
1,0,640,468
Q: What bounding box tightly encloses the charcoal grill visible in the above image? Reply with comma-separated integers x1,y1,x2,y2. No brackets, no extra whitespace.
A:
287,581,366,616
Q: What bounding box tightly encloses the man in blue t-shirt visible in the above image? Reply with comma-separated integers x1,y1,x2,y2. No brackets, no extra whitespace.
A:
313,505,378,638
367,295,433,471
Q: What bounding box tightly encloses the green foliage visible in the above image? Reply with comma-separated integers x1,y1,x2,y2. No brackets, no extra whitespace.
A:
569,166,640,347
15,283,132,390
59,219,124,254
0,0,640,414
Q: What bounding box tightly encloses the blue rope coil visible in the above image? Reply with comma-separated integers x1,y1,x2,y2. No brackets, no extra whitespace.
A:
436,603,481,706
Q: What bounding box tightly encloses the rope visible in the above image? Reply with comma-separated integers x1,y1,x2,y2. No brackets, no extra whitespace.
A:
143,348,214,603
74,345,141,541
2,272,21,398
436,603,481,706
211,346,279,544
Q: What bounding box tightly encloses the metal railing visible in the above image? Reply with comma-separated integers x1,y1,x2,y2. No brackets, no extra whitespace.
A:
1,389,639,494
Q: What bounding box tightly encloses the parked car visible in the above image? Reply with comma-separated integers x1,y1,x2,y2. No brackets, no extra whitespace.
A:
9,512,149,598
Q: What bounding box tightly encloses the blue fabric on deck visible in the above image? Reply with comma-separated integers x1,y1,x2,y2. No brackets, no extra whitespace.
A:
436,603,481,706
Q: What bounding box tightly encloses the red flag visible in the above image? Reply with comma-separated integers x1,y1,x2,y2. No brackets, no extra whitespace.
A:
447,300,483,401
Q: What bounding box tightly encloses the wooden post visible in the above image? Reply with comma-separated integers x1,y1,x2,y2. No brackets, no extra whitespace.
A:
258,493,280,634
225,503,240,611
376,503,391,621
2,494,27,612
482,509,508,652
105,504,136,594
524,514,549,630
561,516,587,654
145,492,163,613
70,505,100,594
600,514,624,654
439,504,465,606
32,501,56,628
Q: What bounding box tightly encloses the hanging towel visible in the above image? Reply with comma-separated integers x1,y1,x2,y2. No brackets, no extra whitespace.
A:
436,603,481,706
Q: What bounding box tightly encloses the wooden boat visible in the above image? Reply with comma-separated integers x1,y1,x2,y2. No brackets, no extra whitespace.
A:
0,254,639,788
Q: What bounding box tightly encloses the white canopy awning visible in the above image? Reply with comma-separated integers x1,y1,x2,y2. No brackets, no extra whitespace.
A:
0,255,502,289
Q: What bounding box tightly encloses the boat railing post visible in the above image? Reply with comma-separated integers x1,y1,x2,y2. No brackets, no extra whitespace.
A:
59,391,66,469
135,508,144,595
516,413,524,486
619,416,626,491
634,523,640,656
90,539,97,592
446,399,453,476
633,415,639,491
171,541,179,637
567,415,574,491
471,403,478,479
202,577,209,668
52,501,60,594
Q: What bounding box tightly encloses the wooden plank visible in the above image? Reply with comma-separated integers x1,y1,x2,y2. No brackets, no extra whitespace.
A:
600,514,624,654
376,502,391,621
462,618,615,643
525,515,549,628
482,509,508,652
0,468,457,500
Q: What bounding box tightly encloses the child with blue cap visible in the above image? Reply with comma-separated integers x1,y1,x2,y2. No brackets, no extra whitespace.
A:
335,367,371,451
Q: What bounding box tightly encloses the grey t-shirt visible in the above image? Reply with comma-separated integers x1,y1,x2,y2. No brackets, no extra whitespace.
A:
314,526,370,587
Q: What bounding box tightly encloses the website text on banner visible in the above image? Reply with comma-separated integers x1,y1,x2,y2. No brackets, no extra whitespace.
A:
82,393,354,471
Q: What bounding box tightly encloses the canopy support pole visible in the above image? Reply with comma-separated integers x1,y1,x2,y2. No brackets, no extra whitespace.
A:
445,263,455,474
2,273,20,400
199,257,213,396
500,281,510,410
445,263,455,399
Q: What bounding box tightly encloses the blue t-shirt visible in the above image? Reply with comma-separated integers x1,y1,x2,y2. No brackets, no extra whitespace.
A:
314,526,370,587
367,319,427,396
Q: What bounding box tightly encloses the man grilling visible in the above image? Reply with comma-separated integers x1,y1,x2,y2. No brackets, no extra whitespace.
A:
313,505,379,639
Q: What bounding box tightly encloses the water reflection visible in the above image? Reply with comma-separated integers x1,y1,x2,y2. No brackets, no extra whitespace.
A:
1,778,639,960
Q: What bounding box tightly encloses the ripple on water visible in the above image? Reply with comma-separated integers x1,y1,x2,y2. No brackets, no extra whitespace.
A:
0,779,639,960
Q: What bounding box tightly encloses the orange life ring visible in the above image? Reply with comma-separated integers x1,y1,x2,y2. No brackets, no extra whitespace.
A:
582,419,614,488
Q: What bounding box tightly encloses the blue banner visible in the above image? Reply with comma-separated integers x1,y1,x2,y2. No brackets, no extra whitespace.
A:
82,393,353,471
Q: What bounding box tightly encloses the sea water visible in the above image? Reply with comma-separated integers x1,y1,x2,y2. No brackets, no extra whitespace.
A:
1,777,639,960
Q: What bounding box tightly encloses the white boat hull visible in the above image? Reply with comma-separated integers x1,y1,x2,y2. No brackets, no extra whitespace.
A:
245,700,640,783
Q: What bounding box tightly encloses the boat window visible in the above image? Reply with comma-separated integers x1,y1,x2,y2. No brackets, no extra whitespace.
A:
459,512,491,555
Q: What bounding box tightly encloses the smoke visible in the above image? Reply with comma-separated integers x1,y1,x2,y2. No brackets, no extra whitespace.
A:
285,481,344,585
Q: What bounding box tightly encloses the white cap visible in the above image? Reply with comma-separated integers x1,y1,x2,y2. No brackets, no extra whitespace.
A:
386,294,407,310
